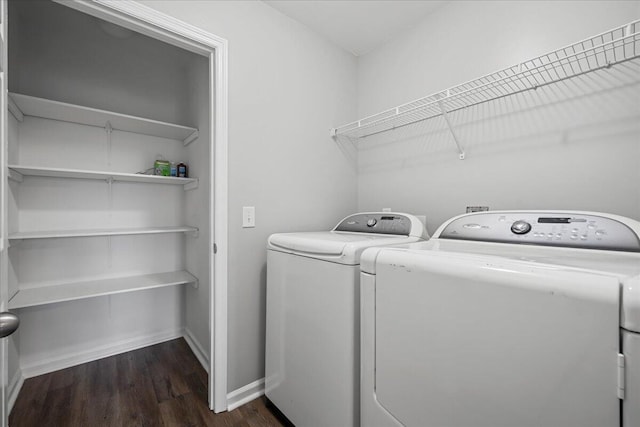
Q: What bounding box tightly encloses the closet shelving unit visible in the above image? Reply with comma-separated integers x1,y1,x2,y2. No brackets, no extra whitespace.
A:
8,93,200,145
8,225,198,240
331,20,640,160
8,165,198,189
6,92,200,310
8,271,198,309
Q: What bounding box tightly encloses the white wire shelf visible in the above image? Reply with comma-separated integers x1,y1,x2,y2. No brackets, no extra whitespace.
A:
331,20,640,147
8,270,198,309
8,226,198,241
8,93,199,145
8,165,198,190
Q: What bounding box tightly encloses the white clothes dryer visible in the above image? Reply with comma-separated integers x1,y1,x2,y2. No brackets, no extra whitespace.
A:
360,211,640,427
266,212,427,427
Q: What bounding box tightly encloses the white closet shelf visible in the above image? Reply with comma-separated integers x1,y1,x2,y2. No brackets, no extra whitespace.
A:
331,19,640,142
8,93,199,144
8,165,198,189
8,270,198,309
9,226,198,241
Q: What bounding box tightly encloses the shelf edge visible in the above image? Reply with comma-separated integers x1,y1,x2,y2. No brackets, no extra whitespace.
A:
8,271,198,309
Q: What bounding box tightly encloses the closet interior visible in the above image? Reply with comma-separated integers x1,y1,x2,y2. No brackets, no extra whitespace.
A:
5,0,212,402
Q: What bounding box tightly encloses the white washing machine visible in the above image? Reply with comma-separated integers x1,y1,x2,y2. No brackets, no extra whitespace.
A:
360,211,640,427
265,212,427,427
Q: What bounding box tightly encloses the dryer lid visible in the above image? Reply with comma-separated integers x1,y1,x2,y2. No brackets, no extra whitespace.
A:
267,212,428,265
268,231,423,265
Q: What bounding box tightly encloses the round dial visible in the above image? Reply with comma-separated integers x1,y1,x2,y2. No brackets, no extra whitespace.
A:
366,218,377,227
511,220,532,235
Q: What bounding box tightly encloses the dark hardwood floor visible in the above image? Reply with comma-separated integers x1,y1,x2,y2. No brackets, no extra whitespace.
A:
10,338,285,427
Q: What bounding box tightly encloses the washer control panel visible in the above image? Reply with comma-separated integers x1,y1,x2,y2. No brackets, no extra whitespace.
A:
438,212,640,251
334,213,413,236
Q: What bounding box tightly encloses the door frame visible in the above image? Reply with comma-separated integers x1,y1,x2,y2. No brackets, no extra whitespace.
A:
54,0,229,412
0,0,8,424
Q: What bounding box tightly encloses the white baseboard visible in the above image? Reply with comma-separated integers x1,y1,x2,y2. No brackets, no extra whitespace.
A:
183,327,209,374
227,377,265,411
20,328,184,379
7,368,24,413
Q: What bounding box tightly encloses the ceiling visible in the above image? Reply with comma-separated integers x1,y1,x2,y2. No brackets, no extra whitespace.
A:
263,1,447,56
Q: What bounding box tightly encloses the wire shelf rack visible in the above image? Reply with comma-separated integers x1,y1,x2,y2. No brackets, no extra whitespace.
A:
331,20,640,148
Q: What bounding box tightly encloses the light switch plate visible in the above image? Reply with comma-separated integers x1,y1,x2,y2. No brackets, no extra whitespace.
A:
243,206,255,228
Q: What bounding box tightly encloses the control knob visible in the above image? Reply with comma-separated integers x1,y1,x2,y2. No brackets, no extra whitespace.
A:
511,220,532,235
366,218,377,227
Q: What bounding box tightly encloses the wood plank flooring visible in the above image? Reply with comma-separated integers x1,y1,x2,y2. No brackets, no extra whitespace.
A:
10,338,286,427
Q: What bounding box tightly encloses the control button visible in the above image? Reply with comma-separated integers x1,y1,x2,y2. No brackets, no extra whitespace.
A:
366,218,377,227
570,235,578,240
511,220,532,235
547,233,554,239
580,235,588,240
555,233,562,239
572,228,579,233
595,230,606,236
588,223,597,229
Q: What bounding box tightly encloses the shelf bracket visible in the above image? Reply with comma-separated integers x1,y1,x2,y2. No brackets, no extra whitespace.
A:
329,128,338,139
186,228,199,238
7,239,22,247
105,121,113,167
184,179,199,191
437,97,465,160
184,270,199,289
183,129,199,146
8,169,23,183
7,94,24,123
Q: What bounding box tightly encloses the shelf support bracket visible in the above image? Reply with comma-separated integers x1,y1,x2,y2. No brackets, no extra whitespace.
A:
186,228,199,238
7,95,24,122
8,239,22,248
105,121,113,167
437,97,465,160
330,128,338,139
8,169,23,183
184,179,199,191
183,129,199,146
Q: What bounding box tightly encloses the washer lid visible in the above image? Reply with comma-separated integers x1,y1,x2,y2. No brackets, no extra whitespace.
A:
268,231,422,265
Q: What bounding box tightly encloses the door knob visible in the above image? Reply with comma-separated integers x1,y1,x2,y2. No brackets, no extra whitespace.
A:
0,312,19,338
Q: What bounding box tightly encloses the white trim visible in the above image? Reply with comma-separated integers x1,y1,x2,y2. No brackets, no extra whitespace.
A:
212,46,230,413
20,328,183,379
226,378,265,412
183,327,209,374
55,0,230,412
7,369,24,414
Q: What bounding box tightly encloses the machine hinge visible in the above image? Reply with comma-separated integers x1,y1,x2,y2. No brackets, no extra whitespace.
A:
617,353,625,400
213,243,218,254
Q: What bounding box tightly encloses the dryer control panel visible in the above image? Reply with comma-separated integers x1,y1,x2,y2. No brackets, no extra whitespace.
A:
334,213,419,236
437,211,640,252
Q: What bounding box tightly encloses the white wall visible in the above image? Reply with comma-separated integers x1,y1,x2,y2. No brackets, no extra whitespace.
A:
356,1,640,234
139,1,359,392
